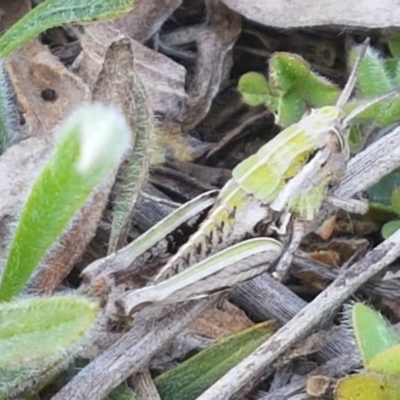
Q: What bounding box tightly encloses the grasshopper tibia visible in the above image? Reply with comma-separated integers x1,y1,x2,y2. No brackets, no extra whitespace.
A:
273,219,306,281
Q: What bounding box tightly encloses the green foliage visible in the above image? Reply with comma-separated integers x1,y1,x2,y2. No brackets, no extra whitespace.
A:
0,104,131,398
238,43,400,136
0,296,98,369
388,32,400,60
347,46,400,128
368,172,400,238
352,303,398,366
0,2,139,398
335,303,400,399
0,104,131,301
237,72,272,106
107,385,141,400
335,373,400,400
155,322,278,400
367,345,400,375
0,0,133,58
238,52,341,127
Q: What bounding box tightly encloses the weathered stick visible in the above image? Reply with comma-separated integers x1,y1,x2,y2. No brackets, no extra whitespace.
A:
196,228,400,399
51,299,214,400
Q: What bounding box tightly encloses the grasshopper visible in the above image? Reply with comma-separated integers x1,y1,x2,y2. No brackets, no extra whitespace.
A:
111,41,400,316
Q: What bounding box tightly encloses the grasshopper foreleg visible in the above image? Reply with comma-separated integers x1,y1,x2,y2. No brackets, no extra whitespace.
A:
324,195,369,214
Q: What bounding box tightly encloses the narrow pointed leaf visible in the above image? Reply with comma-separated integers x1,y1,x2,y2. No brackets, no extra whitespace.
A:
109,73,153,253
155,321,279,400
0,104,131,300
0,0,133,58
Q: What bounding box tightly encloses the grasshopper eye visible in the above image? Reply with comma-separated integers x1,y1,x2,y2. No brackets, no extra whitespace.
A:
326,126,344,153
302,108,315,118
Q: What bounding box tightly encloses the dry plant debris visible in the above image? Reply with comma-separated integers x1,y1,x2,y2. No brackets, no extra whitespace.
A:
2,1,400,400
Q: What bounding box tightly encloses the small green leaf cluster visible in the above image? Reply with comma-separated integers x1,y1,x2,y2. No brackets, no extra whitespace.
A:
238,54,340,127
237,36,400,135
335,303,400,399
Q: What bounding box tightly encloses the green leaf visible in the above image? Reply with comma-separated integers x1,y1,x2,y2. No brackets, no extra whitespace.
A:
269,53,340,107
237,72,274,107
367,345,400,375
276,88,306,127
0,104,132,301
155,322,279,400
107,385,140,400
389,32,400,60
335,373,400,400
381,220,400,239
368,168,400,208
352,303,399,367
349,46,392,98
0,355,67,399
0,296,98,369
383,59,400,83
349,46,400,128
0,0,134,58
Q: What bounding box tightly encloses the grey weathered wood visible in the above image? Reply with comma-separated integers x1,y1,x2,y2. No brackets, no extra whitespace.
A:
222,0,400,29
197,229,400,399
51,299,214,400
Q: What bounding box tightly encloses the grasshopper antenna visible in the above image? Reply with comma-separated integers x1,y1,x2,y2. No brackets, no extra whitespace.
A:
336,38,370,109
343,85,400,127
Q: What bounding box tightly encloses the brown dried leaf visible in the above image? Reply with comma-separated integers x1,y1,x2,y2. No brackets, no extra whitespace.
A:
74,24,187,121
0,0,30,31
189,300,254,340
113,0,183,43
0,137,51,258
153,120,212,164
5,40,90,139
306,375,336,398
182,0,241,130
29,185,113,294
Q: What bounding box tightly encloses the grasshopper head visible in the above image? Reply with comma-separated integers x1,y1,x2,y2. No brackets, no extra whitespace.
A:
307,105,347,155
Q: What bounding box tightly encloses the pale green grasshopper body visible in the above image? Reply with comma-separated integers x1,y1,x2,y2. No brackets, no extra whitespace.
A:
152,106,345,284
117,42,400,315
